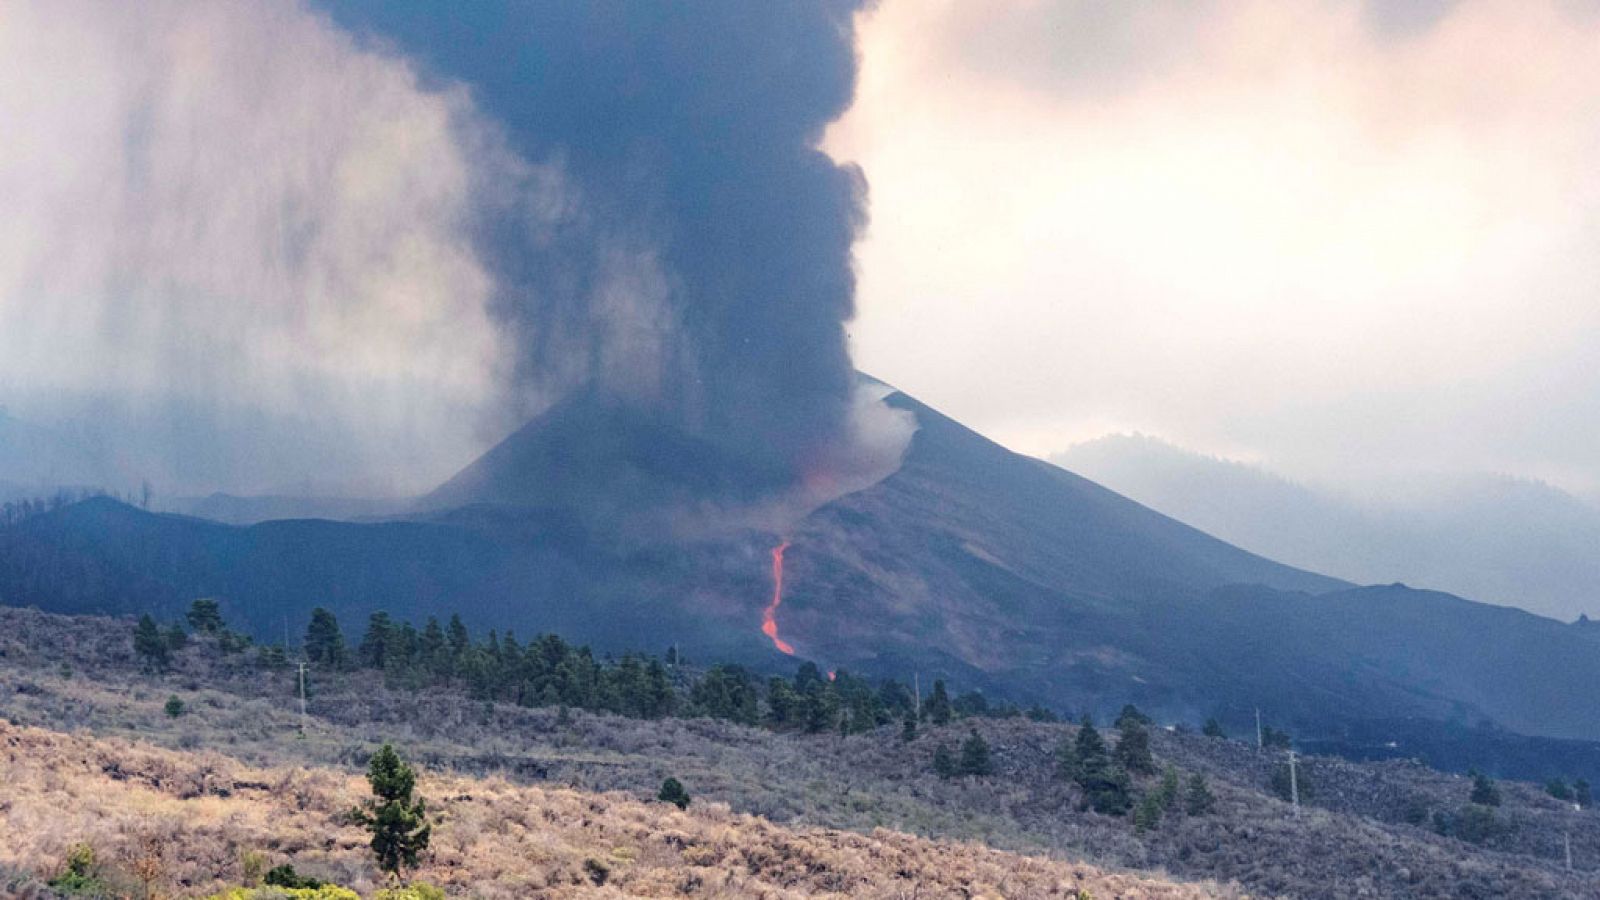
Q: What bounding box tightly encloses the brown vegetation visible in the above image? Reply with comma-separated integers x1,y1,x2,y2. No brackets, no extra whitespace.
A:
5,607,1600,898
0,721,1223,899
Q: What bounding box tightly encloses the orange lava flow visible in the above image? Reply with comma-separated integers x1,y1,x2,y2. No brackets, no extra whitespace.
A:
761,540,796,655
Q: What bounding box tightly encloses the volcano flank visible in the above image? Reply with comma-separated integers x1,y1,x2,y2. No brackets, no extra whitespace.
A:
9,385,1600,757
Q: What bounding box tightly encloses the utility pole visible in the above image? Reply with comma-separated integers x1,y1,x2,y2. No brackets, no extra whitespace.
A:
913,672,921,720
1565,830,1573,872
1256,707,1263,750
297,662,308,736
1288,749,1301,818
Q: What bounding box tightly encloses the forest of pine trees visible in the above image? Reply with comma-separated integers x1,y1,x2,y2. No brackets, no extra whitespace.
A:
138,601,1062,737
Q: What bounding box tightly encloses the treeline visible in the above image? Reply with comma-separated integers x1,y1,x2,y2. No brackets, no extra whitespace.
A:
137,601,1057,737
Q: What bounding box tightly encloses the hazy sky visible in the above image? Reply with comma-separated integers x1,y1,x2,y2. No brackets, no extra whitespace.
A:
833,0,1600,495
4,0,1600,501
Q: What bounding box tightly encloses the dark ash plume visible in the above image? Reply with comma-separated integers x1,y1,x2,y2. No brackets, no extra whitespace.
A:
320,0,880,483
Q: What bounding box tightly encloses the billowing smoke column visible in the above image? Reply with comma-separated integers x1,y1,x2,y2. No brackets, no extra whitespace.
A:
320,1,878,482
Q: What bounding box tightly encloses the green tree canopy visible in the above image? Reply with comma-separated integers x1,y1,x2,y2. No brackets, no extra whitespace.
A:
926,679,953,726
185,598,225,633
305,607,348,669
133,614,169,669
354,744,432,880
658,777,691,810
958,729,993,776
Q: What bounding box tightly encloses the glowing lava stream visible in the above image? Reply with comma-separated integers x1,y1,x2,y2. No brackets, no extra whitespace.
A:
761,540,796,655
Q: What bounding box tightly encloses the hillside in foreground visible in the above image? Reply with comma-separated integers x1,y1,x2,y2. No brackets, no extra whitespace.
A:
3,608,1599,898
1,721,1221,899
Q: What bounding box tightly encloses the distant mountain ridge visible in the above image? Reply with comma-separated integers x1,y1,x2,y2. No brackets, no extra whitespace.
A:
1056,434,1600,621
7,387,1600,752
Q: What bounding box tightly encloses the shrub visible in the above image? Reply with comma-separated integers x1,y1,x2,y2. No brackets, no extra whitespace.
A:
1546,778,1572,801
265,864,322,889
1269,762,1312,803
932,744,957,779
374,883,447,900
1201,718,1226,739
240,850,268,887
658,776,691,809
1434,805,1503,845
206,887,360,900
49,842,105,894
1469,770,1501,807
164,695,185,718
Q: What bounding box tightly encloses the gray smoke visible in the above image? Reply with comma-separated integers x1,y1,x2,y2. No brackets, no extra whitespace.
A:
0,1,911,498
320,0,889,484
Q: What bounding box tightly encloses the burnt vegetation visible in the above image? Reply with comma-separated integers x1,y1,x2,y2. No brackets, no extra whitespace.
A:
3,606,1600,898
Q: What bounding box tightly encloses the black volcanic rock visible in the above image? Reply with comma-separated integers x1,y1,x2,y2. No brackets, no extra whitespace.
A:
421,392,793,531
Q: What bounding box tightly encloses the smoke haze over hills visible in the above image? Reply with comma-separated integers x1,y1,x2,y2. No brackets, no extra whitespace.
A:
1057,433,1600,621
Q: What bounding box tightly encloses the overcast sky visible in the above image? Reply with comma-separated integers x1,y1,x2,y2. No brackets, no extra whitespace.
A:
833,0,1600,496
4,0,1600,500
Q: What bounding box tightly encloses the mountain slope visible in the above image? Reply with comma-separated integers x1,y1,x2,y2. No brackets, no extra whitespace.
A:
1057,434,1600,620
7,388,1600,746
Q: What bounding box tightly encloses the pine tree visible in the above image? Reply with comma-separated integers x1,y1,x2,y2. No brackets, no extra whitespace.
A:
958,729,993,776
1055,734,1079,782
164,695,185,718
1114,718,1156,777
353,744,431,881
1115,704,1150,729
1576,779,1592,809
658,777,691,810
933,743,957,779
185,598,225,634
420,617,447,676
1073,716,1132,814
1202,718,1226,739
1156,765,1181,810
926,679,952,726
446,614,471,666
133,615,169,669
164,623,189,652
1547,778,1573,801
900,715,918,742
1469,769,1501,807
1184,773,1216,815
304,608,348,669
1075,716,1109,769
359,612,394,669
1133,791,1164,832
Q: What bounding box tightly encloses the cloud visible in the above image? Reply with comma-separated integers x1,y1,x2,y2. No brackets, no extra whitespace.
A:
0,0,558,493
833,0,1600,491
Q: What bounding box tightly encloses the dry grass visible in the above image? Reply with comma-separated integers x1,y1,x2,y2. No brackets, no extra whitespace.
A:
0,721,1231,899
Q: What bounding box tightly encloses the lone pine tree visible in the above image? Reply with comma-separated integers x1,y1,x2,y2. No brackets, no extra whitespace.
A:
353,744,432,881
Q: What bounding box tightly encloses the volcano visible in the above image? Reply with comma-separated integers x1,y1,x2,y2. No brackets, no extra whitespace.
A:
8,385,1600,749
420,391,795,536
